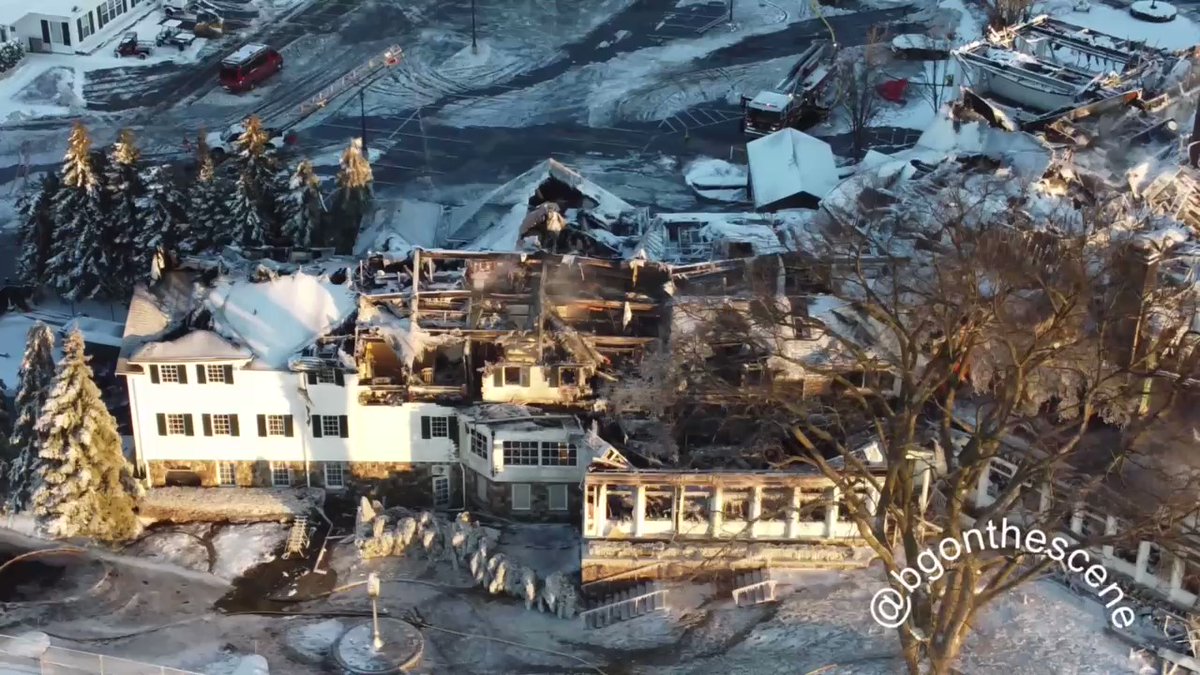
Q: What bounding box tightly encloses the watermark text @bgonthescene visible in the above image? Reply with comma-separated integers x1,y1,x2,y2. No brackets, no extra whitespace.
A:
868,518,1135,629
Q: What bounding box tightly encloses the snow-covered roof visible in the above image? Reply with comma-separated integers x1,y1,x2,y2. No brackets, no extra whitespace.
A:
62,316,126,349
448,159,634,251
202,272,357,370
357,299,454,369
128,330,253,364
748,91,791,110
0,0,77,21
746,129,838,211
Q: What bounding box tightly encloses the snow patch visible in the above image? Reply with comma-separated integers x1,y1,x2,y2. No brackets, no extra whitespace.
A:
210,522,289,581
1062,4,1199,49
204,272,356,369
683,158,749,203
284,619,344,664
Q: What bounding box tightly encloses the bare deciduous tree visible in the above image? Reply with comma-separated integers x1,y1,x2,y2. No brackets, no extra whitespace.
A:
609,170,1200,673
834,26,890,158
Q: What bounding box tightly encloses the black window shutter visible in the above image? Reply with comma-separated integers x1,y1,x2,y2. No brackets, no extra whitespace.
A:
256,414,267,437
150,365,160,383
448,416,459,445
335,370,345,386
196,365,207,384
178,366,188,384
547,366,559,388
223,365,234,384
338,415,349,438
520,367,530,387
420,416,431,439
183,415,194,436
230,415,240,436
156,413,166,435
312,414,323,438
306,371,317,385
202,414,212,436
284,415,295,437
493,369,502,387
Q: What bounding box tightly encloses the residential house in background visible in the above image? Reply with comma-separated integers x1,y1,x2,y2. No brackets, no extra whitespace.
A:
0,0,151,55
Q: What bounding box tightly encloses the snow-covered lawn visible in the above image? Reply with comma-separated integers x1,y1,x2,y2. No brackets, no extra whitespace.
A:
1062,4,1200,50
138,487,324,524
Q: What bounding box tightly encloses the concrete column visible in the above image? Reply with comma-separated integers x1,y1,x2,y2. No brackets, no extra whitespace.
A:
1102,515,1117,558
633,485,647,538
975,464,993,507
1170,554,1185,592
825,486,840,538
1134,541,1151,584
710,487,724,537
748,486,763,539
787,487,802,539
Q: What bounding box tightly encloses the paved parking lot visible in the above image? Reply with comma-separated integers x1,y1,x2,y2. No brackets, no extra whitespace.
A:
649,0,730,40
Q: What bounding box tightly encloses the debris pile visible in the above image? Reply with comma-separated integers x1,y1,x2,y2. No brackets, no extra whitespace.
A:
354,500,578,618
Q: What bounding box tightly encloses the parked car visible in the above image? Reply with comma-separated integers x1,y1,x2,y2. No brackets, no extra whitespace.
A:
219,43,283,93
205,122,290,160
114,32,153,59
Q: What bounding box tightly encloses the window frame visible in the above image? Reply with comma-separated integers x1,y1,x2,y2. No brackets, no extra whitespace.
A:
510,483,531,511
217,462,236,486
211,414,233,436
547,484,568,511
320,416,342,438
270,463,291,487
324,463,345,489
502,440,540,466
430,416,449,438
265,414,287,437
432,476,451,508
540,441,577,466
470,429,489,459
502,366,522,386
316,370,338,384
159,364,182,383
204,364,227,383
165,413,188,436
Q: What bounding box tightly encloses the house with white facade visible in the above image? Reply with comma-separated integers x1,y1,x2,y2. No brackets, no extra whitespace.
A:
0,0,151,54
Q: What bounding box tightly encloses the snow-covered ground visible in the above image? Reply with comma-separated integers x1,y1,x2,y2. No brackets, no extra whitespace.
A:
1060,4,1200,50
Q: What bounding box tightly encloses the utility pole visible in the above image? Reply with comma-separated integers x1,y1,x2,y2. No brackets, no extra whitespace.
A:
471,0,478,52
360,87,367,155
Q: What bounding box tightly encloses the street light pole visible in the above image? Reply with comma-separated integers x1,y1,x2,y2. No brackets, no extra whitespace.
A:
359,88,367,155
471,0,478,52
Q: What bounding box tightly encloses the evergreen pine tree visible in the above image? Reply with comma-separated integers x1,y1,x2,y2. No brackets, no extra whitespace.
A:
225,116,283,247
104,129,144,296
45,123,108,301
133,165,188,281
281,159,325,248
0,379,13,507
330,137,373,254
14,172,60,288
5,322,55,513
32,330,138,541
186,136,232,253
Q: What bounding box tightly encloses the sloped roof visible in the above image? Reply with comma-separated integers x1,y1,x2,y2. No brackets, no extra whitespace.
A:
747,129,838,211
129,330,253,363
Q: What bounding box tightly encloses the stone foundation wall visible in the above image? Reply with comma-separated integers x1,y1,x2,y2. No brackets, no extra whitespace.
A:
581,539,875,583
147,460,462,511
471,471,580,522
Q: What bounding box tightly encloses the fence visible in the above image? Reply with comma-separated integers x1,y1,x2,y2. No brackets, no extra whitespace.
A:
0,634,201,675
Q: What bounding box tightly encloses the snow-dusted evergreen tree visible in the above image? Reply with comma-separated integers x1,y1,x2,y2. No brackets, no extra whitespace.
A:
14,172,60,287
32,330,138,541
133,165,188,281
186,135,232,253
45,123,108,301
281,159,325,248
5,322,55,513
225,116,283,247
330,137,373,254
104,129,144,295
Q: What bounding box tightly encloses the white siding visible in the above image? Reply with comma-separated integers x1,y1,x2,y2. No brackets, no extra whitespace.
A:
353,399,459,463
128,367,306,464
481,365,587,405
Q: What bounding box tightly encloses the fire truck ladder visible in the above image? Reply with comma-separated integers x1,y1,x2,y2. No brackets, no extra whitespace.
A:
281,44,403,132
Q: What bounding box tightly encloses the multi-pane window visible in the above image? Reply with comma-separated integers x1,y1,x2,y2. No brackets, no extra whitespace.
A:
502,441,539,466
217,463,236,486
430,417,449,437
205,365,227,383
316,370,337,384
470,429,488,459
433,476,451,508
159,364,182,383
271,463,291,487
321,416,342,437
211,414,233,436
266,415,287,437
97,3,109,28
165,413,188,435
324,463,345,488
540,442,577,466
